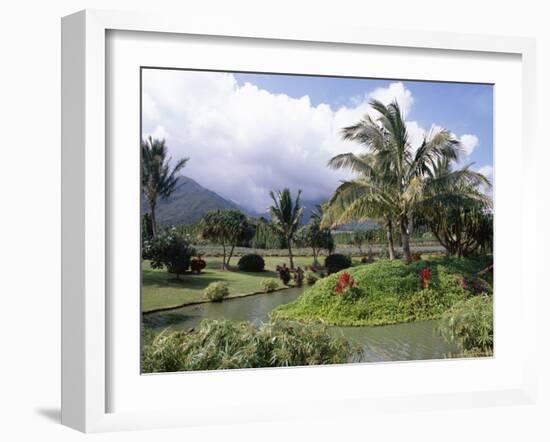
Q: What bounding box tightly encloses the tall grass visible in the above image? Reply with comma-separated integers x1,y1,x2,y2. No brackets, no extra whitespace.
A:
437,295,493,356
142,319,361,373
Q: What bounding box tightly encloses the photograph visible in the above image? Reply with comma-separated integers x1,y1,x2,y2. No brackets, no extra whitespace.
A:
140,68,494,373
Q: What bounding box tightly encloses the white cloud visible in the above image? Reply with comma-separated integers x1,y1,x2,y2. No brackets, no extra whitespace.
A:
460,134,479,156
142,71,479,213
368,82,414,118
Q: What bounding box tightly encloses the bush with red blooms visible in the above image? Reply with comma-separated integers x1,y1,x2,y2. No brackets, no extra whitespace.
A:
334,272,355,295
419,268,431,289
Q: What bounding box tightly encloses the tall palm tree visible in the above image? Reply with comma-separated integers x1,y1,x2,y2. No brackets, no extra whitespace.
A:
268,188,304,269
141,137,189,236
327,99,482,263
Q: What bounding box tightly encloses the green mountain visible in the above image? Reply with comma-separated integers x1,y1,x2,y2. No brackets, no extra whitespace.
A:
141,176,240,225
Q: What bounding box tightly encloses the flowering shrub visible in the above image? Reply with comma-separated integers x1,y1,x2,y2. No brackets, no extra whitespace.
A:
335,272,355,294
419,268,431,289
276,264,292,285
190,257,206,274
294,267,305,286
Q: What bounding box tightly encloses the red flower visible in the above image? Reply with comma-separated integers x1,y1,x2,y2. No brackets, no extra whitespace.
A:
335,272,355,295
419,268,431,289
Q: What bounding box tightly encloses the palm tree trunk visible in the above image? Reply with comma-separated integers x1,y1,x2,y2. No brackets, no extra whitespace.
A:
386,218,396,260
149,200,157,237
400,216,412,263
288,240,295,269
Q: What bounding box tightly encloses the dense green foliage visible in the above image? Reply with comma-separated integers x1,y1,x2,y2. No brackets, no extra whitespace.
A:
272,257,490,326
237,254,266,272
438,295,493,356
142,319,360,372
261,278,279,293
142,228,196,279
250,219,286,249
204,282,230,302
325,253,352,274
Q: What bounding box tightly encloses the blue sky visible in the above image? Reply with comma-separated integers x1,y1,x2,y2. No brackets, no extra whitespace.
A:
142,69,493,212
235,73,493,170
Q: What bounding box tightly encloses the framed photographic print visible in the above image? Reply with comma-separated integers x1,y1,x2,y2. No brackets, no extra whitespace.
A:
61,9,537,432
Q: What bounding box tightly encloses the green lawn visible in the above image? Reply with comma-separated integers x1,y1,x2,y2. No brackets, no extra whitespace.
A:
142,255,347,312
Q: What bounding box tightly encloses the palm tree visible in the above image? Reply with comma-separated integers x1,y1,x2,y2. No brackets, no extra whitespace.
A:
323,151,398,260
141,137,189,236
327,99,483,263
268,188,304,269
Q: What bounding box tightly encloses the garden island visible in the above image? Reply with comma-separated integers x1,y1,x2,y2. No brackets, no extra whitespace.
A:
140,71,493,373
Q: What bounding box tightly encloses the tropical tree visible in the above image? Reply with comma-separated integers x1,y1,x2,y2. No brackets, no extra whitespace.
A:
296,218,334,266
199,209,255,269
268,189,304,269
323,151,398,260
415,158,492,257
326,99,486,263
141,136,189,236
142,228,196,280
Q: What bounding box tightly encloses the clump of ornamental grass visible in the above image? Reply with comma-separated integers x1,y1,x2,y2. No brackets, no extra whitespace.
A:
142,319,361,373
437,295,493,356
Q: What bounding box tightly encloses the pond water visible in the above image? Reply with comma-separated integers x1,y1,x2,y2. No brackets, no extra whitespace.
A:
143,286,459,363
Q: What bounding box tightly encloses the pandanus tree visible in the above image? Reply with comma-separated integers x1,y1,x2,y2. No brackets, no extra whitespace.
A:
199,209,255,270
268,189,304,269
141,137,189,236
326,99,486,263
415,158,492,257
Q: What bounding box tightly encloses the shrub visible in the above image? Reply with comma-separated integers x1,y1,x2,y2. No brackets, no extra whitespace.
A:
276,264,292,285
142,228,196,279
437,295,493,356
204,282,229,302
304,271,318,285
325,253,352,274
261,278,279,293
141,319,361,373
294,267,304,286
237,254,265,272
190,257,206,274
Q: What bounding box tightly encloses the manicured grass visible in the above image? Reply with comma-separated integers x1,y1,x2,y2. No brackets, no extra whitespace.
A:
271,256,492,327
142,255,361,312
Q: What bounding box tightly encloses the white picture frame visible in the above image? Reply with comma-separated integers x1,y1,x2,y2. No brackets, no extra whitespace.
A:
61,9,538,433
